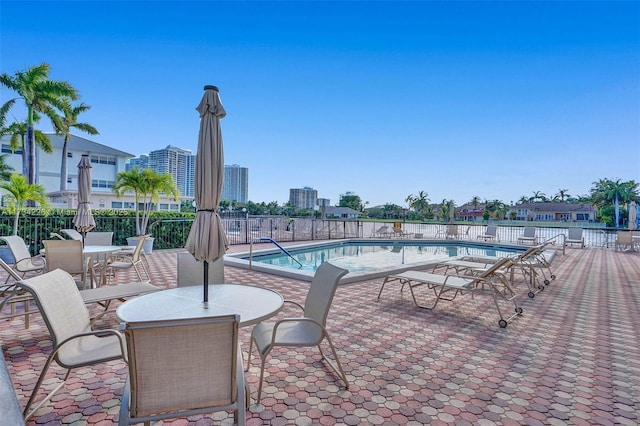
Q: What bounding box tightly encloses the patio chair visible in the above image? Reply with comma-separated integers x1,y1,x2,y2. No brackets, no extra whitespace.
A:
0,235,46,279
564,228,585,249
477,225,499,241
16,269,126,420
177,252,225,287
0,257,34,328
84,231,114,246
246,262,349,403
119,315,245,425
43,239,94,289
615,231,633,252
435,224,459,239
517,227,537,245
373,225,391,238
377,256,522,328
392,226,412,239
105,235,149,283
60,229,83,241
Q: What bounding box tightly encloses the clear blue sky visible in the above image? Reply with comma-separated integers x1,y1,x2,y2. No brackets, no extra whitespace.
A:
2,1,639,207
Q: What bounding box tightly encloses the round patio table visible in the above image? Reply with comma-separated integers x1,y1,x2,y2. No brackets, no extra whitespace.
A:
117,284,284,327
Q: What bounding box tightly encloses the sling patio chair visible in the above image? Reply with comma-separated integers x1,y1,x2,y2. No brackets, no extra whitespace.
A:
60,229,84,241
246,262,349,404
0,235,46,280
517,227,537,245
435,224,460,239
15,269,126,420
564,228,585,249
0,257,35,328
83,231,114,246
476,225,499,241
377,256,522,328
119,315,246,425
104,235,149,284
615,231,633,252
372,225,391,238
43,239,95,289
176,251,225,286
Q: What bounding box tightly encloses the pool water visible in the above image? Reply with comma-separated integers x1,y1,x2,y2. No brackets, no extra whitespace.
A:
226,239,527,283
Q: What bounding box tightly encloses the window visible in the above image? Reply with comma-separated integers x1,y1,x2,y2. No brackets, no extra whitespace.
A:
124,202,135,209
111,201,123,209
67,178,72,184
1,144,21,154
91,180,114,189
67,152,73,158
576,213,589,221
90,154,116,165
159,203,169,211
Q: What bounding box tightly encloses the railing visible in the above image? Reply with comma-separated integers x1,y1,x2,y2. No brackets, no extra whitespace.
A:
249,237,303,269
0,214,628,257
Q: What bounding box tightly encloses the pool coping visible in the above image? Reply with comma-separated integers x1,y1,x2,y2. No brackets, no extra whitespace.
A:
224,238,542,284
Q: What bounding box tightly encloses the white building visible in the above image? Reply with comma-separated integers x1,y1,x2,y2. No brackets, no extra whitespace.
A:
222,164,248,203
0,133,181,211
289,187,317,210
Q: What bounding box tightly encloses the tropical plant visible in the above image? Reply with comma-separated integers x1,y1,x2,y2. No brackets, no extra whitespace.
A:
55,100,98,191
339,194,364,211
530,191,547,203
3,118,53,176
555,189,570,202
590,178,639,227
517,195,529,204
0,155,14,181
406,191,430,218
0,62,77,185
113,168,180,236
0,173,49,235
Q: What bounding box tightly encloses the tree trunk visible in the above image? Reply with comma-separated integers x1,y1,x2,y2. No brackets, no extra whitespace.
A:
60,138,68,191
26,124,36,208
12,210,19,235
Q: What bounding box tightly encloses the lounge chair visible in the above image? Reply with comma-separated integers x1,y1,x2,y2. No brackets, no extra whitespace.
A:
0,257,34,328
177,252,225,286
60,229,83,241
435,224,459,239
517,227,537,245
477,225,499,241
392,226,412,239
373,225,391,238
615,231,633,252
0,235,46,279
564,228,585,249
246,262,349,403
377,257,522,328
119,315,246,425
15,269,126,420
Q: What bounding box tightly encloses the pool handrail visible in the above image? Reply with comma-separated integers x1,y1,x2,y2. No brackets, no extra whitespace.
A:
249,237,303,269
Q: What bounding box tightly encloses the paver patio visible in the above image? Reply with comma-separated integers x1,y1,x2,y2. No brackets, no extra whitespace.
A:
1,243,639,425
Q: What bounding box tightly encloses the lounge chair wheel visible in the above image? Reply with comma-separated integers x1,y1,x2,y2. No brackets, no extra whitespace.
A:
498,319,508,328
538,285,544,291
528,291,535,298
551,275,556,280
544,279,550,285
515,307,523,314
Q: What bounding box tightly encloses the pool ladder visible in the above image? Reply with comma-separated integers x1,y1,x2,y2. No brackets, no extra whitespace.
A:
249,237,303,269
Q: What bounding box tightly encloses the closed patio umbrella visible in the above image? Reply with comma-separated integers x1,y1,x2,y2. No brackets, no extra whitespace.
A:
72,154,95,241
630,201,637,230
185,85,229,302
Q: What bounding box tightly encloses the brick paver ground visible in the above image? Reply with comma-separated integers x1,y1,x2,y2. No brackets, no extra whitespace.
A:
1,242,639,425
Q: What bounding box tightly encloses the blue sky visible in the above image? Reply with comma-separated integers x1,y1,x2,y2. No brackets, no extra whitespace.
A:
1,1,638,207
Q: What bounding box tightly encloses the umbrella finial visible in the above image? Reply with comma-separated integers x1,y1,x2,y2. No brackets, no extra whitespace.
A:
204,85,219,92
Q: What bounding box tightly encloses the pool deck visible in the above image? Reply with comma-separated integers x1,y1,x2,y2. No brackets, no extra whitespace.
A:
1,242,639,425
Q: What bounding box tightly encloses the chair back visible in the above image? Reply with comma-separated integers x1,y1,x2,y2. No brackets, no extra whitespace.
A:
122,315,240,419
522,227,536,238
486,225,497,236
567,228,583,240
446,224,458,237
61,229,83,241
617,231,632,245
479,256,513,278
0,236,32,262
84,232,113,246
303,262,348,326
44,240,84,275
17,269,92,359
176,252,224,287
0,257,22,282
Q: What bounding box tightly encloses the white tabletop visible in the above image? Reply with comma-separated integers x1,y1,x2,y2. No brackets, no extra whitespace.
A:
116,284,284,327
82,245,122,254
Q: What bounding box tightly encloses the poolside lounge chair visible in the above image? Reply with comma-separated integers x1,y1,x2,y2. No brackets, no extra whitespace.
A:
477,225,499,241
0,235,46,279
246,262,349,403
60,229,83,241
119,315,246,425
377,257,522,328
392,226,412,239
564,228,585,249
517,227,537,245
435,224,460,239
373,225,391,238
16,269,126,420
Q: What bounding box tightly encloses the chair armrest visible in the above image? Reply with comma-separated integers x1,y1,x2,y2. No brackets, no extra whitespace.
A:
54,328,126,361
270,317,325,345
283,300,304,311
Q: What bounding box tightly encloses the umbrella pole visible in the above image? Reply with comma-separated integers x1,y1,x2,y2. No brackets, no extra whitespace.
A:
203,261,209,303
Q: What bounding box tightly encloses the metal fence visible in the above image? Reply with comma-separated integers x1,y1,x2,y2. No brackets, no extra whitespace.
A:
0,215,624,257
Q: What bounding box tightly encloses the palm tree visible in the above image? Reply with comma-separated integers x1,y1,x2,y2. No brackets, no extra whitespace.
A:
555,189,570,202
406,191,430,218
0,155,14,181
517,195,529,204
3,118,53,176
590,178,639,227
0,62,78,185
55,100,99,191
113,168,180,236
0,173,49,235
531,191,547,203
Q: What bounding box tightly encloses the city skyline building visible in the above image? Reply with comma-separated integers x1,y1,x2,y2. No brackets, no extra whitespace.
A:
289,187,318,210
222,164,249,204
147,145,193,197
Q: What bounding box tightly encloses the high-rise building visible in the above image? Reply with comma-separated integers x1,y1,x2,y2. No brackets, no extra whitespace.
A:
222,164,248,203
289,187,318,210
147,145,193,197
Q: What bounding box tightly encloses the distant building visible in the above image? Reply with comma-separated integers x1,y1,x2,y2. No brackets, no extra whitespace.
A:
290,187,317,210
0,133,183,211
323,206,361,219
508,202,595,222
147,145,193,197
222,164,248,203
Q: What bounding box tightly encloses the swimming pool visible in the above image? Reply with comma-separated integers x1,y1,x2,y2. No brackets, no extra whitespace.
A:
225,239,528,284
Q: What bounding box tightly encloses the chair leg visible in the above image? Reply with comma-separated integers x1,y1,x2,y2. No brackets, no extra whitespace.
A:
24,359,71,420
318,333,349,389
256,355,268,404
